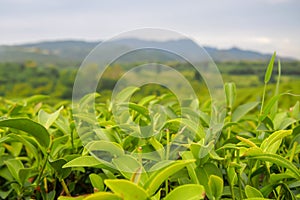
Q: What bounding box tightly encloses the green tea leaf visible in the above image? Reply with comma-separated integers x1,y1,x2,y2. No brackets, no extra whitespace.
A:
236,136,258,148
246,152,300,179
208,175,223,200
114,87,140,103
4,159,24,184
225,82,236,109
291,101,299,119
260,130,292,152
180,151,199,184
89,173,104,191
112,155,148,185
63,156,110,168
245,185,264,198
264,52,276,84
144,160,195,196
8,134,40,161
25,95,49,104
79,93,101,110
105,179,149,200
58,196,85,200
38,106,63,129
232,102,259,122
260,94,282,121
84,192,122,200
164,184,205,200
49,158,72,180
0,118,50,147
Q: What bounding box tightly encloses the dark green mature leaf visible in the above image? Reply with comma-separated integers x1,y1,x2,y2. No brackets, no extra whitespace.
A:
164,184,205,200
0,118,50,147
49,158,72,180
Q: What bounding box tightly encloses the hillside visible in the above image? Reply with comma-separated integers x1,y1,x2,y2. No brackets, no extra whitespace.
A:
0,38,296,65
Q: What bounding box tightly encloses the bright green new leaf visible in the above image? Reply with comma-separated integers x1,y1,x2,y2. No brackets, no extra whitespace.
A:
180,151,199,184
225,82,236,109
232,102,259,122
79,93,101,110
236,136,258,148
260,130,292,152
38,106,63,129
25,95,49,104
260,94,282,121
87,140,124,158
144,160,195,196
126,102,151,121
0,118,50,147
114,87,140,103
8,134,40,161
105,179,149,200
164,184,205,200
208,175,223,200
246,152,300,179
264,52,276,84
83,192,122,200
57,195,85,200
89,173,104,191
291,101,299,119
245,185,264,198
112,155,148,185
4,159,24,184
63,156,112,169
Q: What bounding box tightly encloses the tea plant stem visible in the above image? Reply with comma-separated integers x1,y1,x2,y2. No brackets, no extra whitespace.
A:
165,128,170,195
36,137,53,186
236,149,243,199
36,150,50,185
61,179,71,196
289,142,297,162
166,128,170,160
43,177,48,193
260,83,267,117
227,168,235,200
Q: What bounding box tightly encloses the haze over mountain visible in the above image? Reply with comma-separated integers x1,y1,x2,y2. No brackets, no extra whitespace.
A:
0,38,296,65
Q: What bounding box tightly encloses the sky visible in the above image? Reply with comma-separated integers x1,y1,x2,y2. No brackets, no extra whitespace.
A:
1,0,300,59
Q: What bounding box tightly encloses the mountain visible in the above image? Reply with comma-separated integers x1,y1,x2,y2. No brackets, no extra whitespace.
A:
0,38,296,65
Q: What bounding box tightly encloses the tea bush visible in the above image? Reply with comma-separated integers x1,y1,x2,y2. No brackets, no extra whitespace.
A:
0,54,299,200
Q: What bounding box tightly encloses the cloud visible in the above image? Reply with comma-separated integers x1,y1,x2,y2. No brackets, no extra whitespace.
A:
252,37,272,44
